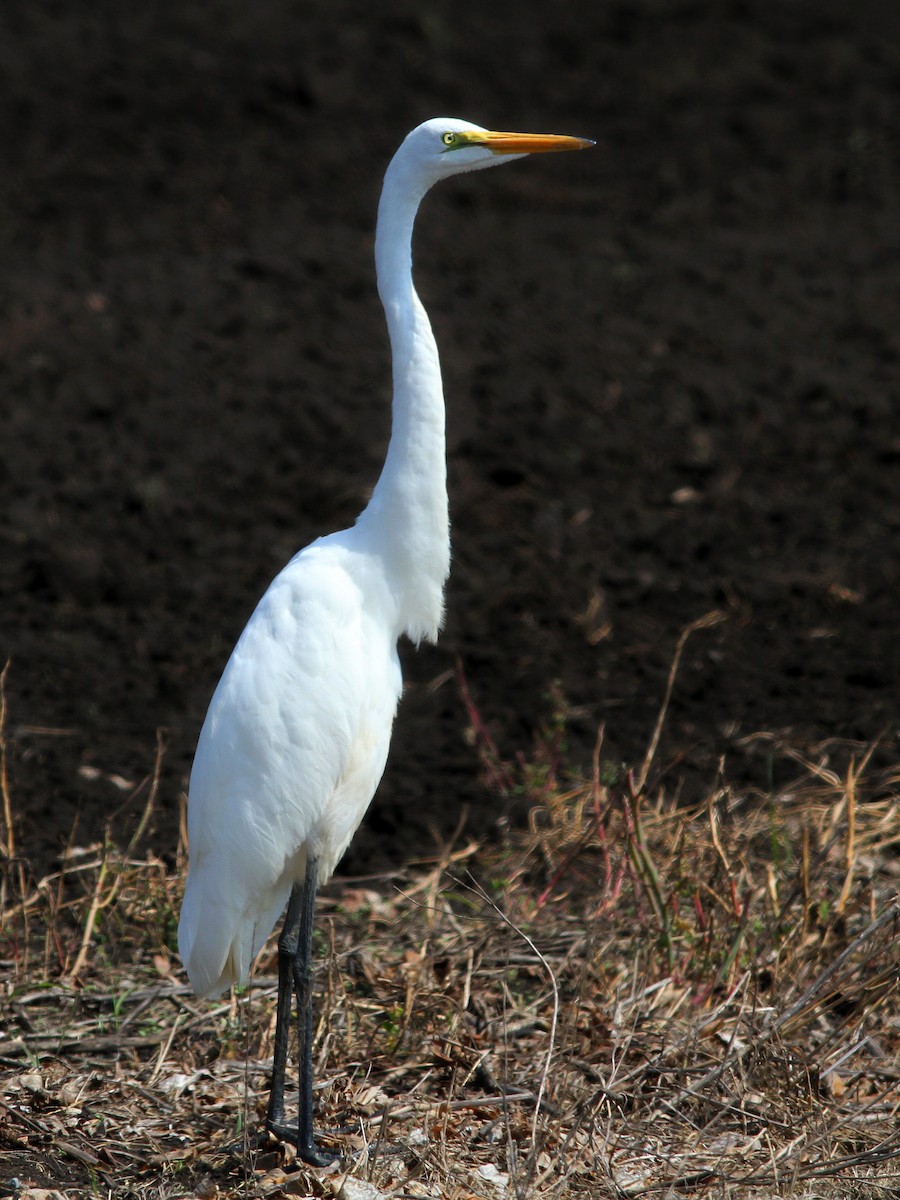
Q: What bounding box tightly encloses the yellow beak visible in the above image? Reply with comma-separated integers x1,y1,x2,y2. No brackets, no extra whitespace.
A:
478,130,594,155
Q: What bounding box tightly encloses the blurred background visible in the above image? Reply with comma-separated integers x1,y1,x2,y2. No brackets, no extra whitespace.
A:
1,0,898,876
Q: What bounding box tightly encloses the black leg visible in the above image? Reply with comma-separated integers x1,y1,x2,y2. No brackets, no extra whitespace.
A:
266,882,304,1133
265,857,337,1167
292,856,336,1166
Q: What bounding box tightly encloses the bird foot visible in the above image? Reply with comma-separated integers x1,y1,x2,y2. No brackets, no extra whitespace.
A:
265,1120,339,1167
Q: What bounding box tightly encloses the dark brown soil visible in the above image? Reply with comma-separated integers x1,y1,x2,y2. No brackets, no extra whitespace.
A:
3,0,898,877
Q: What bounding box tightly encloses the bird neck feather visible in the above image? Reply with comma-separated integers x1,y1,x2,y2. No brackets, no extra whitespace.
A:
356,156,450,645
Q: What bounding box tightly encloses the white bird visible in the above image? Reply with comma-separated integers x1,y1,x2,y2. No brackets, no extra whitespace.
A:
177,117,592,1164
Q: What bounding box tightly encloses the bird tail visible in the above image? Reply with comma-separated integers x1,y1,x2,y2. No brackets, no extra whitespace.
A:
178,872,291,999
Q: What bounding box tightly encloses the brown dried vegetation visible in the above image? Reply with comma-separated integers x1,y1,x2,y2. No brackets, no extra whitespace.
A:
2,644,900,1199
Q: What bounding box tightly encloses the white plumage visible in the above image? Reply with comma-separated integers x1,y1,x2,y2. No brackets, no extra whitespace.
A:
178,533,402,996
177,117,591,1162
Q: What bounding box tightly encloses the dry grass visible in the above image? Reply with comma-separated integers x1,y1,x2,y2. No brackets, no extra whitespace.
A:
2,644,900,1199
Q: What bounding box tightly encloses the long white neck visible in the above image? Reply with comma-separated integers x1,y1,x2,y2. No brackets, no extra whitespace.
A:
356,155,450,645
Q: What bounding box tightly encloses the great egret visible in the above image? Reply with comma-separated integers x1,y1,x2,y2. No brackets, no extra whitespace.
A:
178,117,592,1165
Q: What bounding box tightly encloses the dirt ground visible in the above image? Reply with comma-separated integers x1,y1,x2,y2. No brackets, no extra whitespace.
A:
2,0,898,878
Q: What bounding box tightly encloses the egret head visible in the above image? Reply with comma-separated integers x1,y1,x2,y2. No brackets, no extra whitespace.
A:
396,117,593,186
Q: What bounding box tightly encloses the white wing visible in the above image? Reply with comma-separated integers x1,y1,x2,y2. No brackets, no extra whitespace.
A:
178,535,402,997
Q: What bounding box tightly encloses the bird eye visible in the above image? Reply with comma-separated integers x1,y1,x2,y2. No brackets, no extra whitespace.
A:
441,132,457,147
